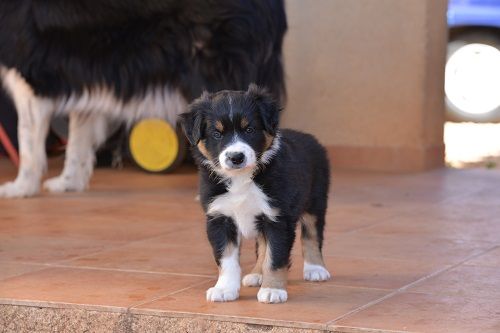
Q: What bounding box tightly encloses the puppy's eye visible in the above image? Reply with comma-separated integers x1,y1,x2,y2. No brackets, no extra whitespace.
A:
245,127,255,134
212,131,222,139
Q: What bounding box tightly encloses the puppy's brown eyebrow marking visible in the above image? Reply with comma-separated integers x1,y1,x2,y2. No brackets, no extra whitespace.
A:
215,120,224,132
197,140,212,160
241,117,249,128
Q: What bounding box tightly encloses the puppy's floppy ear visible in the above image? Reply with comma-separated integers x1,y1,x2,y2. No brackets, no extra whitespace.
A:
246,84,281,136
178,92,210,146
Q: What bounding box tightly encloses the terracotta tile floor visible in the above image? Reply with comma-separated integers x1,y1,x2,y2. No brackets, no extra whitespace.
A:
0,158,499,332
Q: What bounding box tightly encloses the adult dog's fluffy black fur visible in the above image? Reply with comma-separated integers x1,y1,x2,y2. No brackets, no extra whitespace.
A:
0,0,286,198
0,0,286,100
179,86,331,304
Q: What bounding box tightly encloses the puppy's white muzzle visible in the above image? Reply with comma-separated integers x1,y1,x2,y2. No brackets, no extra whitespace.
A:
219,140,256,172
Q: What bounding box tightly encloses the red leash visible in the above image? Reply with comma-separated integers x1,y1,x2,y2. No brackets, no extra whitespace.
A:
0,122,19,168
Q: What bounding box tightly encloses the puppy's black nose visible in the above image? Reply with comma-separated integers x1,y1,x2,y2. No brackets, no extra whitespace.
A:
227,152,245,165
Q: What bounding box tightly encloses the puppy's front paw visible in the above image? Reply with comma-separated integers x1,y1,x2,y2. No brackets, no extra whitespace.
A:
257,288,288,303
242,273,262,287
206,287,239,302
304,263,331,281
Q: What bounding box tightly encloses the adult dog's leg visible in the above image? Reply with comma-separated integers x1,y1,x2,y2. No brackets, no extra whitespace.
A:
43,113,107,193
0,69,53,198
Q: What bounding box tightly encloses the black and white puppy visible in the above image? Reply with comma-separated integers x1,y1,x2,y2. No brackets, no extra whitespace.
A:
179,85,331,304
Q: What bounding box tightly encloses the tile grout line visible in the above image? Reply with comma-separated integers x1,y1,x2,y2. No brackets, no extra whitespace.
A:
331,324,416,333
341,183,494,237
298,280,393,293
0,260,215,279
128,278,216,310
40,263,216,279
48,224,198,265
320,239,498,263
343,225,500,246
325,244,500,326
0,263,49,282
340,212,407,235
335,198,455,237
0,298,129,314
0,258,254,280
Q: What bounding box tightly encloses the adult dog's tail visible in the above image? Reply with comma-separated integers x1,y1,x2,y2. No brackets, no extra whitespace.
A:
255,0,287,103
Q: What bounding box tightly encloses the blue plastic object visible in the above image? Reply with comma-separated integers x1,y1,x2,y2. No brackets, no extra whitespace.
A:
448,0,500,29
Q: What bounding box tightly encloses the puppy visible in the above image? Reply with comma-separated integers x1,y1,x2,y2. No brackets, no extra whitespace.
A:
179,85,331,303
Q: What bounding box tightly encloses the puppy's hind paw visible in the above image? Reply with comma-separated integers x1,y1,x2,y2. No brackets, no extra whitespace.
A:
206,287,239,302
242,273,262,287
257,288,288,303
304,263,331,282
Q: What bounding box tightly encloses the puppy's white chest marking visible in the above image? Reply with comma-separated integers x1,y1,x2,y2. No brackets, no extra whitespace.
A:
207,175,279,239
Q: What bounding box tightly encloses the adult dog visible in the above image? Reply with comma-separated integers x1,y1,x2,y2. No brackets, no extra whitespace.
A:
0,0,286,198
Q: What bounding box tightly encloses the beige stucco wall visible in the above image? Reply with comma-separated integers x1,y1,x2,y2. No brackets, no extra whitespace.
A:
282,0,448,171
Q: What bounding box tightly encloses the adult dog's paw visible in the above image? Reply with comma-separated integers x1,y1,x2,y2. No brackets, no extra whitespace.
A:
303,263,331,282
206,287,239,302
43,176,86,193
0,180,39,198
257,288,288,303
242,273,262,287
